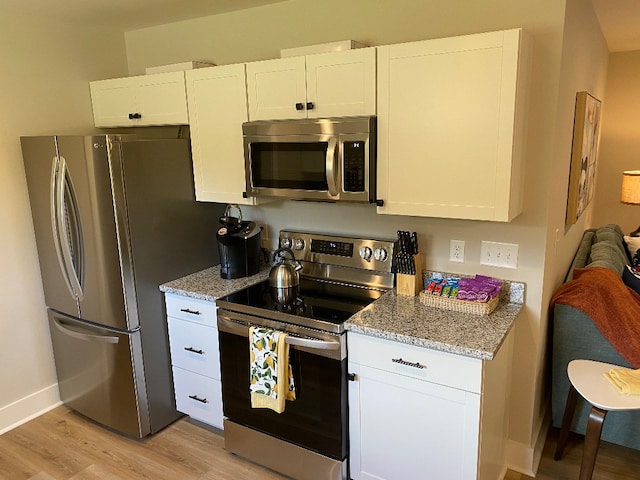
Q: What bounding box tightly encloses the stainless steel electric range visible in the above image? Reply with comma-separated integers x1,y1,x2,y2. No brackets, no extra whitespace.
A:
216,230,395,480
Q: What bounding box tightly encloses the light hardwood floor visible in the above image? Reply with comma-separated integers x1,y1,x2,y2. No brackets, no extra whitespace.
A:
1,406,639,479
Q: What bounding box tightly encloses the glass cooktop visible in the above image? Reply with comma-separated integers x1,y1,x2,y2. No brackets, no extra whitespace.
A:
216,278,385,329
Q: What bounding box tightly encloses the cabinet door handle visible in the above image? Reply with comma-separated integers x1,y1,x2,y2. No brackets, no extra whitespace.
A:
392,357,425,369
184,346,204,355
188,394,209,404
180,308,201,315
128,112,142,119
306,102,314,110
295,102,304,111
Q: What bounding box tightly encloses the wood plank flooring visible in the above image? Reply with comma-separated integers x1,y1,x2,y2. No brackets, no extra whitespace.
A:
1,406,639,479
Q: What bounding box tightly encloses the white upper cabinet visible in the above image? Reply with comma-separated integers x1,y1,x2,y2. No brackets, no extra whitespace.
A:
376,29,532,221
246,48,376,121
90,71,189,127
186,64,260,205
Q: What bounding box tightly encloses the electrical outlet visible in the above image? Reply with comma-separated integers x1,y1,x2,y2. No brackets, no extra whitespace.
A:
480,241,519,269
449,240,465,263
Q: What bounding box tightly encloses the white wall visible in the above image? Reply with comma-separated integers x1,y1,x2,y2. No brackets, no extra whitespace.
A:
592,50,640,233
0,12,128,432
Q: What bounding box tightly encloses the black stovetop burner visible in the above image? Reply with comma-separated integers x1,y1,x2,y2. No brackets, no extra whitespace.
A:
217,277,385,327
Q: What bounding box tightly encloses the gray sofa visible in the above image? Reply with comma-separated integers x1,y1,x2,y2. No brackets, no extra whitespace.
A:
551,224,640,450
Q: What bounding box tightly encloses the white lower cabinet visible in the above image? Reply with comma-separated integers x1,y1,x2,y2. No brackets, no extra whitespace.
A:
348,332,512,480
165,293,223,429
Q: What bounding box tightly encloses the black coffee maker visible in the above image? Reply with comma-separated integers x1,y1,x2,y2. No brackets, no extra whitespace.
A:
216,204,262,279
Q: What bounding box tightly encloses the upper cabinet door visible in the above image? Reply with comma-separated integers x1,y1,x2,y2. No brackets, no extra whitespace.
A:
90,77,139,127
186,64,258,205
246,56,307,121
90,72,188,127
246,48,377,121
137,71,189,125
306,48,376,119
376,29,532,221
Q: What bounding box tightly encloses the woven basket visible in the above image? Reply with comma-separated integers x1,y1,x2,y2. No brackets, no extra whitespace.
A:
419,292,499,316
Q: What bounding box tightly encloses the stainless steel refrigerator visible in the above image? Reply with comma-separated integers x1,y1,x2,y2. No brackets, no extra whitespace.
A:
21,134,223,437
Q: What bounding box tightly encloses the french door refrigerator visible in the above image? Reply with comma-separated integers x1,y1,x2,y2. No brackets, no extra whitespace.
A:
21,134,222,437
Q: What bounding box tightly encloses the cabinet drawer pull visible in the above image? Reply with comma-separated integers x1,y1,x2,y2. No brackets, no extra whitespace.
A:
128,112,142,120
184,346,204,355
392,357,425,369
188,394,209,404
180,308,201,315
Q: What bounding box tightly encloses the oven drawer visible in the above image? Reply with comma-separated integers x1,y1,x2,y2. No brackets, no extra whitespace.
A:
347,332,482,393
173,366,223,428
165,293,217,326
167,317,220,379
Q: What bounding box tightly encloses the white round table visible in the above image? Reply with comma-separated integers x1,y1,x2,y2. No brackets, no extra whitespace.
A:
554,359,640,480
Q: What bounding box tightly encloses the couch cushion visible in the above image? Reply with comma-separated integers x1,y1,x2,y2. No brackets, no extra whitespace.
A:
623,265,640,295
585,224,628,275
625,236,640,265
587,242,628,274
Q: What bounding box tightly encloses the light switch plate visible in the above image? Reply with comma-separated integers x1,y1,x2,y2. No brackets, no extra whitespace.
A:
480,241,518,269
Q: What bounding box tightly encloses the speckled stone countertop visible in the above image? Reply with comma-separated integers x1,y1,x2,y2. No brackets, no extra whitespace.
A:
160,265,269,302
345,290,523,361
161,266,524,361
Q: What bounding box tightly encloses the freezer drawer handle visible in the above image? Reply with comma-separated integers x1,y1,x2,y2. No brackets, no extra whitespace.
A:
53,318,119,344
184,346,204,355
180,308,201,315
392,357,425,369
188,394,209,404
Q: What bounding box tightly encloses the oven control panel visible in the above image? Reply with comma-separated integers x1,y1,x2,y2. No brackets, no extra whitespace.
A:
279,230,395,274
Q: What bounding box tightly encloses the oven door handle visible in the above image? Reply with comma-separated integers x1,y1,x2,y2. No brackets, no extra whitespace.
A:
286,336,340,351
217,316,340,351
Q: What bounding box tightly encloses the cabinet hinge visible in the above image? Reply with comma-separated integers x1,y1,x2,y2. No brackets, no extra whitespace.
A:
347,373,357,381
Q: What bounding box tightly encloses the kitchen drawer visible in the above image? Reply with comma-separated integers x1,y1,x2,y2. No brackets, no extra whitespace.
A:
347,332,482,393
165,293,217,326
173,367,223,429
167,317,220,379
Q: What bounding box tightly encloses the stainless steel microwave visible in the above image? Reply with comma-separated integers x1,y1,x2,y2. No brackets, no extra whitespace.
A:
243,116,376,203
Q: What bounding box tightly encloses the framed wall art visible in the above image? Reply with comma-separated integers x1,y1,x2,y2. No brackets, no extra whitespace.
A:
565,91,602,224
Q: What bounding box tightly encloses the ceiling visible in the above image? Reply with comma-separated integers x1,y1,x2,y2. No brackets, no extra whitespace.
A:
1,0,287,31
1,0,639,52
592,0,640,52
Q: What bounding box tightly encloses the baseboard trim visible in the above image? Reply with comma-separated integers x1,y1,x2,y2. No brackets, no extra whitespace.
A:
0,383,61,435
505,406,551,477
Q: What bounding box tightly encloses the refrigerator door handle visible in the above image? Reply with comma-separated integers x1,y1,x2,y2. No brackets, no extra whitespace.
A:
52,317,120,344
51,153,84,301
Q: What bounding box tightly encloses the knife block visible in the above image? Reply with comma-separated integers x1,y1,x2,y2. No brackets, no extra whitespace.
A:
396,253,423,296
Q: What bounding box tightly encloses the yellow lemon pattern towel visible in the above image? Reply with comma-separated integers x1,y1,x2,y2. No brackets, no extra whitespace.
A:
249,326,296,413
604,368,640,395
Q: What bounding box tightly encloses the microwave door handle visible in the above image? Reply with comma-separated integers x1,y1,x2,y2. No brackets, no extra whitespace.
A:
325,137,339,197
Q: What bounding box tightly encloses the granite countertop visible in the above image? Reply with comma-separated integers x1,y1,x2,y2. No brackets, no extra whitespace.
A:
344,290,523,361
160,265,269,302
161,266,524,361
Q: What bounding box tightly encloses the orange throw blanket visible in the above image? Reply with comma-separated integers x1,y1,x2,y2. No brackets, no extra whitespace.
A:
550,267,640,368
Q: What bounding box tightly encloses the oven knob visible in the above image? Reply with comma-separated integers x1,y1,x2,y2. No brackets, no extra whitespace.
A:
359,246,373,261
293,238,305,251
374,248,388,262
280,237,293,249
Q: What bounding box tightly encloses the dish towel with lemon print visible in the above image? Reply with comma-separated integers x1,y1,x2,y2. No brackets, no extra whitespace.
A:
604,367,640,395
249,326,296,413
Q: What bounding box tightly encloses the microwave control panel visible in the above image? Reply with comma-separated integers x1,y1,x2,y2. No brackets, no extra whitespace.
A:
343,141,365,192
